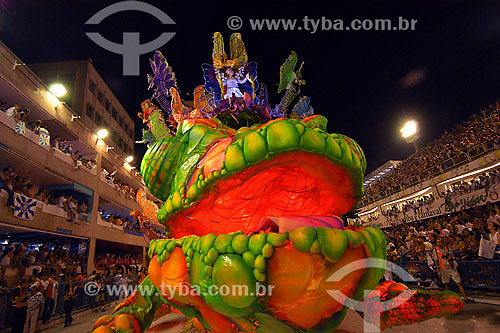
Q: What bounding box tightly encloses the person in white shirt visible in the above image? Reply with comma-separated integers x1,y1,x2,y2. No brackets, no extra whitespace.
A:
4,104,19,119
487,210,500,225
456,224,465,234
24,265,35,277
67,197,78,223
0,248,12,266
57,195,67,208
41,275,56,324
25,285,44,333
488,223,499,245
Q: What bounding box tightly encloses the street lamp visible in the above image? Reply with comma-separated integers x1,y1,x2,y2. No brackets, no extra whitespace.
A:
400,120,420,152
96,129,108,140
49,83,67,98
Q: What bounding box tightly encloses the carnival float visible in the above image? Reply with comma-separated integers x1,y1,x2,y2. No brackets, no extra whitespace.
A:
92,33,463,333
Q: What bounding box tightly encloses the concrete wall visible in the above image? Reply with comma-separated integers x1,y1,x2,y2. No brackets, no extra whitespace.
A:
0,197,147,248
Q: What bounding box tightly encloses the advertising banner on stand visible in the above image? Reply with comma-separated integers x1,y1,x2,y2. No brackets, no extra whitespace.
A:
359,183,500,228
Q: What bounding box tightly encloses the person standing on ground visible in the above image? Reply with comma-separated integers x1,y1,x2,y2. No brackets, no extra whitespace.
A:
433,239,470,302
63,279,78,327
41,274,56,324
95,274,106,312
11,280,30,333
25,285,44,333
0,283,9,329
87,270,97,310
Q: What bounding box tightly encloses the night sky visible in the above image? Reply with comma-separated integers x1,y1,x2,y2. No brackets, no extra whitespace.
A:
2,0,500,173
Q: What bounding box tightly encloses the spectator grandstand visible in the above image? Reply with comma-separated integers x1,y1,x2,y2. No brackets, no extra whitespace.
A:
1,166,91,223
0,101,98,172
0,40,157,331
362,101,500,204
356,99,500,296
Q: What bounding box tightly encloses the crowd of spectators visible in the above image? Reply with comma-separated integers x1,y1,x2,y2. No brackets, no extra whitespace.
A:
52,136,96,171
0,166,90,223
99,210,141,232
0,240,88,287
98,210,168,239
401,194,435,214
377,170,500,223
99,207,166,238
381,205,500,295
1,164,147,231
94,252,144,275
383,204,500,263
382,194,436,220
1,98,140,203
0,238,144,287
364,102,500,202
1,101,97,172
1,102,41,133
101,168,137,200
0,237,144,330
0,101,148,330
442,170,500,200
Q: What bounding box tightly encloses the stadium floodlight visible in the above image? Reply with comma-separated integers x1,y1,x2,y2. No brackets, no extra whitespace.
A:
49,83,67,97
96,129,109,140
400,120,420,151
125,155,134,163
400,120,418,138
